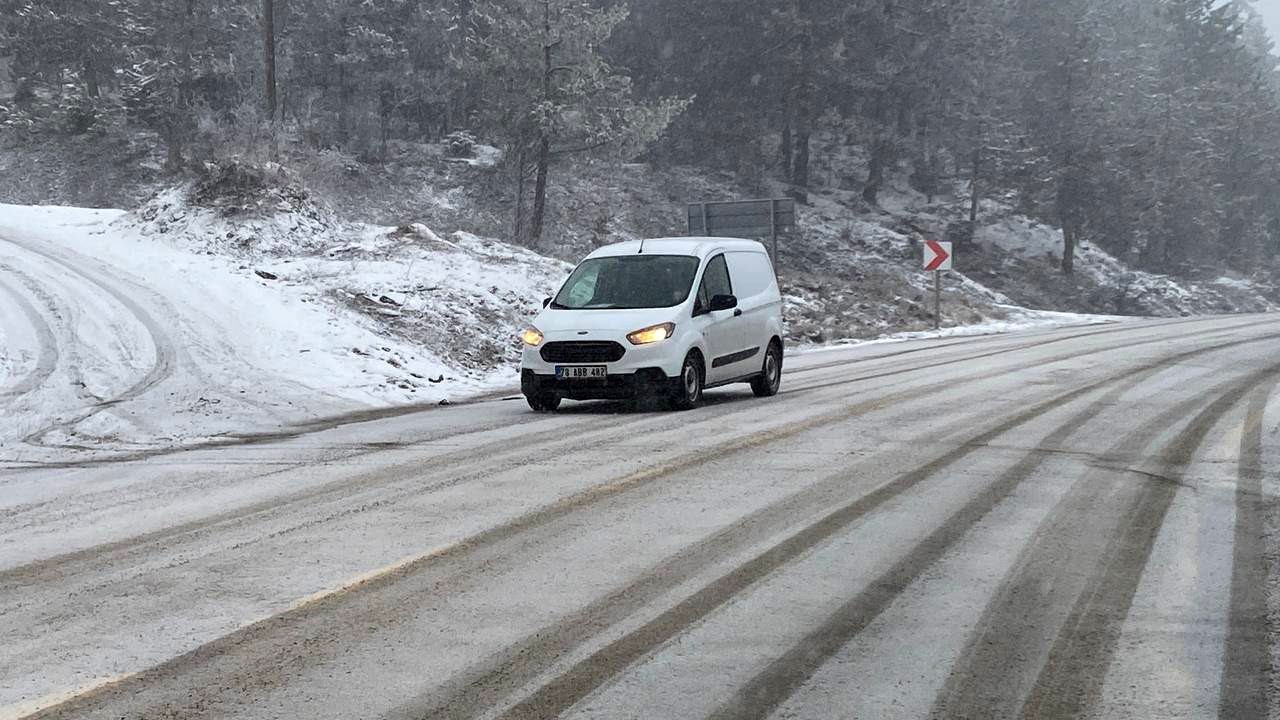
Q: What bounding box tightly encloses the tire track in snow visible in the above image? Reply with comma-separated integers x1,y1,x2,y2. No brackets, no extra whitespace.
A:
0,262,102,411
0,234,178,448
0,271,58,400
1217,381,1276,720
1016,364,1280,719
930,369,1279,718
701,348,1280,720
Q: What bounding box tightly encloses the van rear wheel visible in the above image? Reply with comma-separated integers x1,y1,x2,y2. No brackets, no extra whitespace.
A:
751,342,782,398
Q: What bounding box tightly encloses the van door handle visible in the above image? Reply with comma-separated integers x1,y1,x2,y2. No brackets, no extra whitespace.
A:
734,309,743,317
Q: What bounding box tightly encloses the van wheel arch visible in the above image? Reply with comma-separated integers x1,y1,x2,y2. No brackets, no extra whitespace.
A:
686,347,706,372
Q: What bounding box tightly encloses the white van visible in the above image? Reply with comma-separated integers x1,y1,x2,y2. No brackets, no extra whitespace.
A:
520,237,784,411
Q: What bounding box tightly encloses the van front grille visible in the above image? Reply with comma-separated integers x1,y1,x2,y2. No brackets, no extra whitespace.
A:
541,341,627,363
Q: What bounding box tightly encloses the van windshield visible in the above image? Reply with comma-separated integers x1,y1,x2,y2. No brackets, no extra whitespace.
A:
552,255,701,310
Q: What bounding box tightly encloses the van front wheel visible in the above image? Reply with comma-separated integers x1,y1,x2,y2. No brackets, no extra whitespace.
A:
671,353,704,410
527,394,561,413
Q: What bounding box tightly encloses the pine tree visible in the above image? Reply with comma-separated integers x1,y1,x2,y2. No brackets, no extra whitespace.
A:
938,0,1021,227
2,0,139,98
455,0,687,245
1004,0,1114,274
119,0,251,167
611,0,782,182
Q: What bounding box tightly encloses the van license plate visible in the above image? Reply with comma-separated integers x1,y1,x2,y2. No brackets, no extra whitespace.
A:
556,366,607,380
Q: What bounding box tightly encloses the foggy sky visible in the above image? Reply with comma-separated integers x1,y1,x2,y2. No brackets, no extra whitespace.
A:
1258,0,1280,48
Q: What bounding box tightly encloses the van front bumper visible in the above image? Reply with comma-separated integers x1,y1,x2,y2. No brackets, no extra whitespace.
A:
521,368,674,401
520,334,688,378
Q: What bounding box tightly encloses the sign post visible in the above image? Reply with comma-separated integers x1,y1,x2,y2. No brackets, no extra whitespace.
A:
934,270,942,330
923,240,953,330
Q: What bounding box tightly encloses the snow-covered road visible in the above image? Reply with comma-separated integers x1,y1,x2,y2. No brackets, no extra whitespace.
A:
2,315,1279,719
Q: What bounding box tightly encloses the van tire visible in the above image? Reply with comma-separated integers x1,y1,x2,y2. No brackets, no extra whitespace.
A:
671,352,705,410
750,341,783,398
527,394,561,413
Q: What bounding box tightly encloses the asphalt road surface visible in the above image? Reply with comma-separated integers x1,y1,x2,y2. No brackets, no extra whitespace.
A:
3,315,1279,720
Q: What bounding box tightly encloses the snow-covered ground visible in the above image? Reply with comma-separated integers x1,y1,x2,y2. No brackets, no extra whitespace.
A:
973,215,1278,312
0,203,567,463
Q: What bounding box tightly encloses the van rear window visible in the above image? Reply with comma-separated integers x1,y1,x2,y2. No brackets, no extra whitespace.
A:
553,255,701,310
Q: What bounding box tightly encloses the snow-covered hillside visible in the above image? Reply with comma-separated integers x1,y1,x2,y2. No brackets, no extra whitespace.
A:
0,202,568,463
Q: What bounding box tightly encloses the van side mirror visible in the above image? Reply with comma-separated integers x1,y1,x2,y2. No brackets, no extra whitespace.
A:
709,294,738,312
543,297,552,308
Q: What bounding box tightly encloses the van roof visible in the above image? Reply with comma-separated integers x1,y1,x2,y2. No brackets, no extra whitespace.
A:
587,237,767,260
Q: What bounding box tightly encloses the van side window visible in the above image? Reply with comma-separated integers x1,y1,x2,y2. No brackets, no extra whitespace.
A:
696,255,732,312
704,255,733,297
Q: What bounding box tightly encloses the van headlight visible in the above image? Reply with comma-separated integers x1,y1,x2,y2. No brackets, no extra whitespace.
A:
521,327,545,347
627,323,676,346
